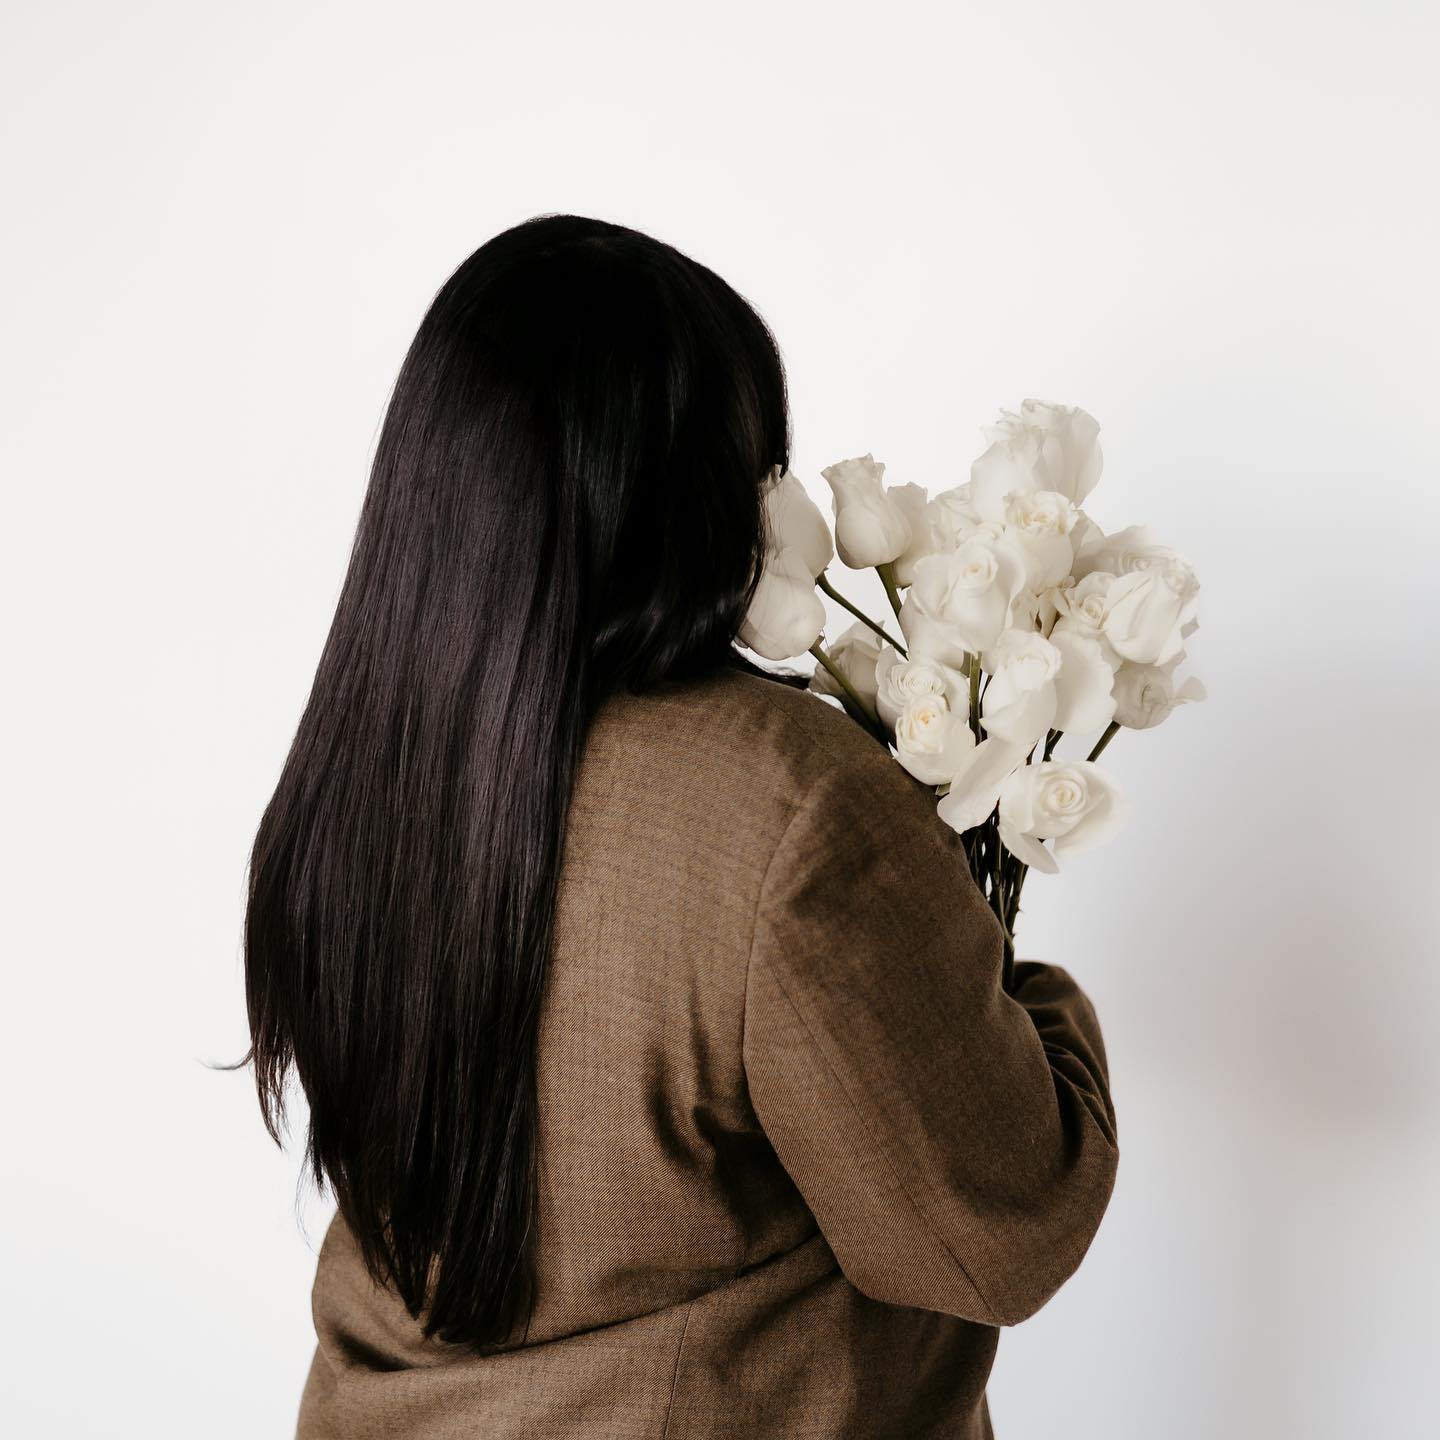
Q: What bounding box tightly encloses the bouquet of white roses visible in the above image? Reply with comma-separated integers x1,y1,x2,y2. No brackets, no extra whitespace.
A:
739,400,1205,978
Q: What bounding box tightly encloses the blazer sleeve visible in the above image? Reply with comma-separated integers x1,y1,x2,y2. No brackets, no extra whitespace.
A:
741,756,1119,1327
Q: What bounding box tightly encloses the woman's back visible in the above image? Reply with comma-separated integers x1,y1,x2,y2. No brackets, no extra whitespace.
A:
297,664,1117,1439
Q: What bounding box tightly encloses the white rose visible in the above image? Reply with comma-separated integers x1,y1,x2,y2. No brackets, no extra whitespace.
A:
762,465,833,579
898,532,1028,665
738,545,825,661
997,760,1128,874
1103,558,1200,665
928,484,988,549
1003,488,1077,591
1047,571,1125,669
808,620,883,709
820,453,913,569
893,692,978,786
874,644,967,729
1073,523,1168,581
1049,630,1118,734
1069,527,1201,665
888,482,940,587
1112,662,1207,729
980,628,1061,747
934,736,1030,834
971,400,1104,520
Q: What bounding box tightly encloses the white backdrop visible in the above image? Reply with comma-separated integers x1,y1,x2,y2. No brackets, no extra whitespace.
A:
3,2,1437,1435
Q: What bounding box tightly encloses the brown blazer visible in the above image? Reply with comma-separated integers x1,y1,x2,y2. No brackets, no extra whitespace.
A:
296,663,1119,1439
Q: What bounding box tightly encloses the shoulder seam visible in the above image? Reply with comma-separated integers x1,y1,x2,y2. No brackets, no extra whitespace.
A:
738,759,816,1081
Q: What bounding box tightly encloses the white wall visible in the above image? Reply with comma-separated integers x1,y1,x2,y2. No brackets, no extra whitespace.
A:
3,2,1436,1434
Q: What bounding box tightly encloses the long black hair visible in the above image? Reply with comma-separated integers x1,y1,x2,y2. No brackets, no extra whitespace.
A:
244,214,793,1349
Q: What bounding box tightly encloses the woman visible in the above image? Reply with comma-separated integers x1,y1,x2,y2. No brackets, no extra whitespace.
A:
244,213,1119,1439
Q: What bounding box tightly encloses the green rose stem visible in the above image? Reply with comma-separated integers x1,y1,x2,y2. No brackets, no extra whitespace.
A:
816,572,906,654
1086,720,1120,762
874,561,904,623
989,817,1004,918
1002,851,1027,991
958,652,1016,985
808,643,889,746
983,814,1017,989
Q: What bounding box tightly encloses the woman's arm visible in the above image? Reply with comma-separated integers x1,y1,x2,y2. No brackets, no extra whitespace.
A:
742,759,1119,1327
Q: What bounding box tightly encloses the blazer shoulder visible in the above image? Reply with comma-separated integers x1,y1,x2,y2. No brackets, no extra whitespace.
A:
629,662,931,816
581,660,941,867
716,666,890,774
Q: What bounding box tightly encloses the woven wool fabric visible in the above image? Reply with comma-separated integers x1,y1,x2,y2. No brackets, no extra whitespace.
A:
296,663,1119,1439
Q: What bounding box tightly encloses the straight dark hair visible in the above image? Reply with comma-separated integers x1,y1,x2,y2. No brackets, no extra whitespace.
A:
244,214,794,1349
